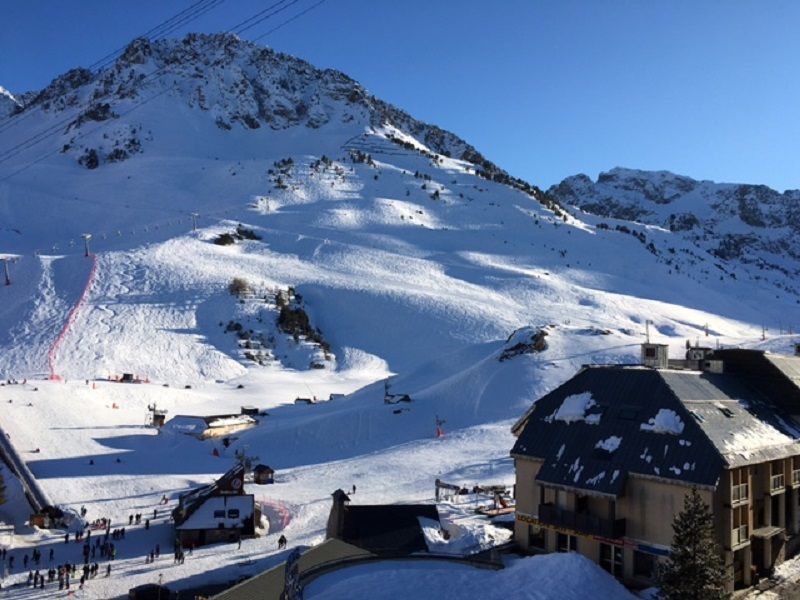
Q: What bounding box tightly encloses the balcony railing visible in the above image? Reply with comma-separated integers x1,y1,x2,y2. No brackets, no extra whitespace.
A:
732,524,749,547
538,504,626,539
792,469,800,486
771,473,785,491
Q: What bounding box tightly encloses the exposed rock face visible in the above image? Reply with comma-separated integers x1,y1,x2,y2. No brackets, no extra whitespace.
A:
549,167,800,285
499,327,548,362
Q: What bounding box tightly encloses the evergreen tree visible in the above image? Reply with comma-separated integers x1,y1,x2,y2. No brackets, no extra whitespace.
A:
659,488,729,600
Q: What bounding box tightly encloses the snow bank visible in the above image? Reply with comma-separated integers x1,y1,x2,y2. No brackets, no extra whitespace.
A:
306,553,635,599
547,392,600,425
640,409,684,435
419,515,512,556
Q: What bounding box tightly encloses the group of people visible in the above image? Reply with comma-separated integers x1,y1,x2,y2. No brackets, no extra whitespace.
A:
128,512,151,529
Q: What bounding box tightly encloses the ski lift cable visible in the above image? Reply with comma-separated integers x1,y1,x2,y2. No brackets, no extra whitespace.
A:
0,0,323,167
0,0,227,135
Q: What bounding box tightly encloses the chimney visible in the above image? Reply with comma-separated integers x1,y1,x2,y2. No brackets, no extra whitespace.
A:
326,489,351,540
641,343,669,369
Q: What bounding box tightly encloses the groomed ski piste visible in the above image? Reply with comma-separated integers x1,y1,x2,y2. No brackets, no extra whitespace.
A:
0,34,799,598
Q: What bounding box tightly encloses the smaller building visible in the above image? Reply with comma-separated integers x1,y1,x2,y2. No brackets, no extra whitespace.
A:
163,414,257,439
173,465,257,548
253,464,275,485
326,489,440,555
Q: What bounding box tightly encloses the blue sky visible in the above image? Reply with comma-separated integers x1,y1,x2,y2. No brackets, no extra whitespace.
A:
2,1,799,191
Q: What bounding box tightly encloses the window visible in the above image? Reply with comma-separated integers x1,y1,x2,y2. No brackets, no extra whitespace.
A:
732,505,748,546
557,532,577,553
731,468,749,505
600,543,624,578
792,457,800,485
645,347,656,358
213,510,225,518
527,525,546,550
227,509,240,519
633,550,656,579
771,461,785,491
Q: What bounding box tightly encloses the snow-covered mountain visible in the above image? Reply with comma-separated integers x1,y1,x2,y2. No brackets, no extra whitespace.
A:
0,30,797,396
549,167,800,299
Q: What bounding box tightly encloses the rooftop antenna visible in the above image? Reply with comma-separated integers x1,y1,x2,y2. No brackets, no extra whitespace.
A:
645,319,654,344
0,256,19,286
81,233,92,258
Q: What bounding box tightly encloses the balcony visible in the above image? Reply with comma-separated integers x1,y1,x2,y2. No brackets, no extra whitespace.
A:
770,473,785,493
538,504,626,539
792,469,800,487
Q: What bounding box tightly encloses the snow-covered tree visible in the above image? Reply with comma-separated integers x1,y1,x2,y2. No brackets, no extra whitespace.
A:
659,488,729,600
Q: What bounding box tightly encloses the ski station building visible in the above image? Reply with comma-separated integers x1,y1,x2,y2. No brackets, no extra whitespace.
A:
163,413,257,439
511,345,800,592
172,464,257,548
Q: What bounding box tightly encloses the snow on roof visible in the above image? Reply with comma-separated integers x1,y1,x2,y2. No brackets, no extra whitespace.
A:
175,494,254,530
723,420,795,461
585,471,606,486
163,415,207,434
305,552,636,600
640,408,684,435
207,414,256,428
595,436,622,453
546,392,600,425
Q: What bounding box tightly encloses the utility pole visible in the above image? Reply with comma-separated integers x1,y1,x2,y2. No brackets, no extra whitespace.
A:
81,233,92,258
0,256,19,286
190,212,199,232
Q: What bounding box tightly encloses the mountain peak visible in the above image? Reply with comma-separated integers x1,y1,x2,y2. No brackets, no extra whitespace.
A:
11,32,520,183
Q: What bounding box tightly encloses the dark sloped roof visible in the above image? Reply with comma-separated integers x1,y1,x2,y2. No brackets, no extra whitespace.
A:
513,367,725,495
659,371,800,467
767,355,800,389
713,349,800,414
340,504,439,555
511,359,800,495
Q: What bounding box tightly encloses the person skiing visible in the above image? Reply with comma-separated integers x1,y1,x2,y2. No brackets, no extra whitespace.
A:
278,534,287,549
